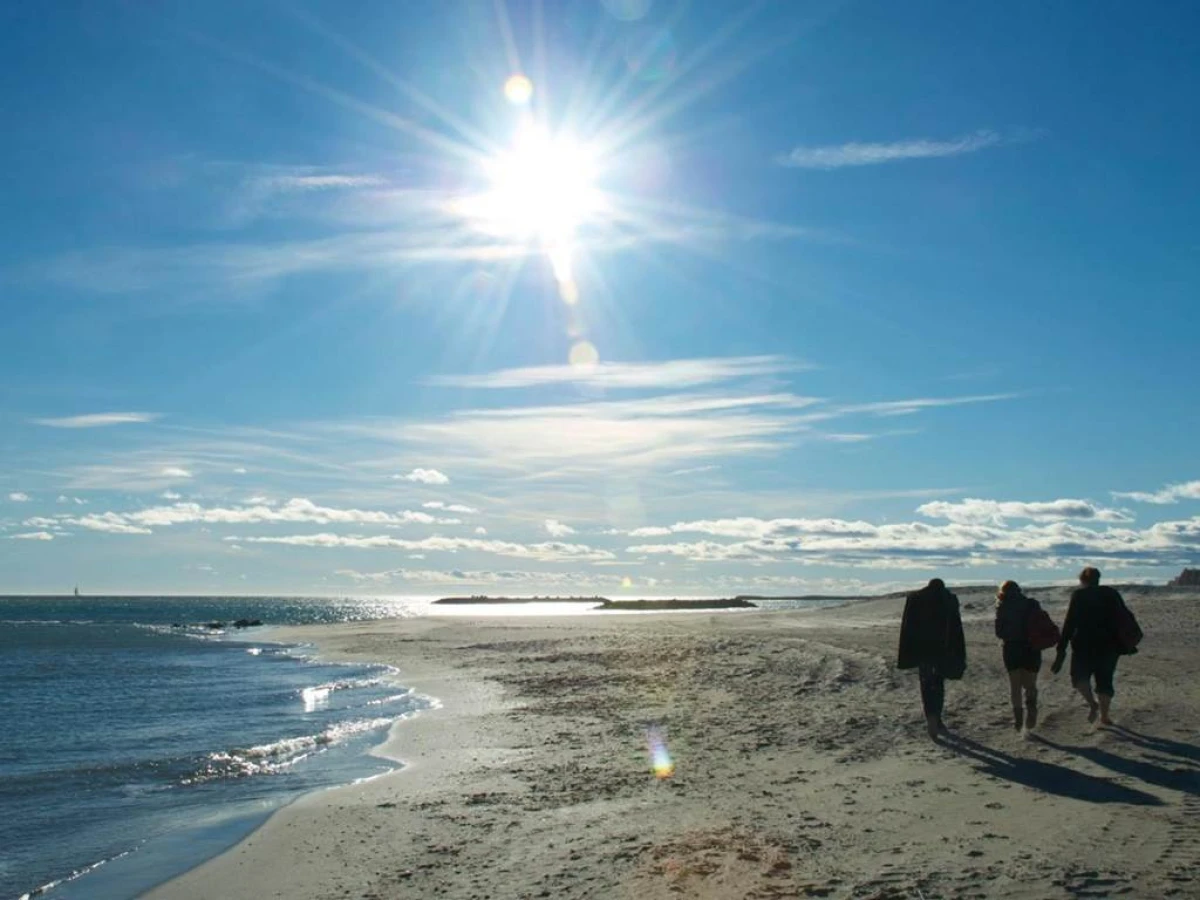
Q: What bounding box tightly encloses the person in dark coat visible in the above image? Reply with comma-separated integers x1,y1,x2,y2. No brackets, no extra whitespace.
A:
1051,566,1126,726
898,578,966,740
994,580,1042,732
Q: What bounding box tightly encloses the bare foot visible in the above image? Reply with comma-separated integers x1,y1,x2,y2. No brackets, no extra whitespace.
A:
1099,716,1114,727
1087,704,1099,724
926,715,940,741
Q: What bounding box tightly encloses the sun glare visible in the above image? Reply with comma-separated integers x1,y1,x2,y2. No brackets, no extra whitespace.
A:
472,124,603,246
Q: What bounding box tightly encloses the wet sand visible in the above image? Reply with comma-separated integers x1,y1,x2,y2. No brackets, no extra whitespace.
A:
147,587,1200,899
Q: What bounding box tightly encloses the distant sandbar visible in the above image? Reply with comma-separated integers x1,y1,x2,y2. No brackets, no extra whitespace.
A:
433,596,609,605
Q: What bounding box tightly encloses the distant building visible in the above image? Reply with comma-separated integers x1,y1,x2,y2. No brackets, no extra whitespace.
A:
1168,568,1200,587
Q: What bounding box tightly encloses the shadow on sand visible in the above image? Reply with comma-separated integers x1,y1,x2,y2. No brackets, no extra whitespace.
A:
1108,725,1200,765
1033,732,1200,798
946,735,1164,806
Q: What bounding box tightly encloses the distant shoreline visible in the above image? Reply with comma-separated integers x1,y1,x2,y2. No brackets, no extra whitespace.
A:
434,596,760,610
433,596,608,605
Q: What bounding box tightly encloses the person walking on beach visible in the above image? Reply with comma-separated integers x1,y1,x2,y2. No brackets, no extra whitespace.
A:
994,580,1051,732
898,578,966,740
1051,567,1136,726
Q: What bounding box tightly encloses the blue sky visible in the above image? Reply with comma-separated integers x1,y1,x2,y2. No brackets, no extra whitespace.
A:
2,0,1198,595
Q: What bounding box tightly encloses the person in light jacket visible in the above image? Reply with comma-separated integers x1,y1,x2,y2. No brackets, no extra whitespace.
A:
898,578,967,740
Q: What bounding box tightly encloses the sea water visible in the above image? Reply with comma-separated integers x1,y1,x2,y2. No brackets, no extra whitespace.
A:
0,596,434,900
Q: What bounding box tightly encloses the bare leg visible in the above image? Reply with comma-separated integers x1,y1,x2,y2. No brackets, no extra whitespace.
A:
1098,693,1113,726
1022,671,1039,729
1074,679,1100,722
1008,671,1024,730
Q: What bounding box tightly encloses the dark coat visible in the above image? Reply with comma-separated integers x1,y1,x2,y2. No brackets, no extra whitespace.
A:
898,585,967,678
1057,584,1125,657
995,593,1038,643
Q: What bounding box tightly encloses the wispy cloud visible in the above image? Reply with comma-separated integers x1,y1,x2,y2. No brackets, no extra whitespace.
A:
394,394,809,474
229,533,615,562
1114,480,1200,505
27,203,818,299
8,531,55,541
257,173,385,192
396,468,450,485
335,567,634,588
838,394,1018,417
427,356,809,390
33,412,159,429
8,492,31,502
340,362,1024,479
668,465,721,477
778,130,1002,169
28,498,463,534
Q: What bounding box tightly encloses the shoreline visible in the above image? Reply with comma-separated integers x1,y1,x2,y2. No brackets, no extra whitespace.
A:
146,589,1200,899
144,618,519,900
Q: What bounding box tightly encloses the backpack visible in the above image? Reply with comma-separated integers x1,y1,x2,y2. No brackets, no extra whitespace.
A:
1025,601,1061,651
1114,600,1143,655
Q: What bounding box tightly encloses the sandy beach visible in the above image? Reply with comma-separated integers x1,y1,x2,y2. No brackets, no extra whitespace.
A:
147,587,1200,899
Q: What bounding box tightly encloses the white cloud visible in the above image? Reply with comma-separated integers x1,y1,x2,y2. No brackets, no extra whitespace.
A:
161,491,182,501
8,492,30,502
57,495,88,505
131,498,455,529
23,498,463,536
160,466,193,479
1114,480,1200,505
233,467,248,475
427,356,808,390
629,517,877,540
628,526,673,537
475,526,488,535
545,518,576,537
230,533,615,562
33,412,159,428
9,531,55,541
71,513,153,535
778,130,1002,169
621,505,1200,569
422,501,479,514
396,468,450,485
917,498,1133,526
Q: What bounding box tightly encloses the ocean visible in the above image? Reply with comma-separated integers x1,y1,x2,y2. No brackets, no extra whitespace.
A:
0,596,437,900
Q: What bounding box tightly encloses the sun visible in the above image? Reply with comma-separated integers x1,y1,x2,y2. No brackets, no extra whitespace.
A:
467,123,604,248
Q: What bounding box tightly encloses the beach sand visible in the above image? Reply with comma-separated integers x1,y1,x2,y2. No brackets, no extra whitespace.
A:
147,587,1200,899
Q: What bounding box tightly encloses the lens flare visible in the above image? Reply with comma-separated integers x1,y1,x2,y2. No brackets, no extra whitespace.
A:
569,340,599,367
503,74,534,105
646,725,674,779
